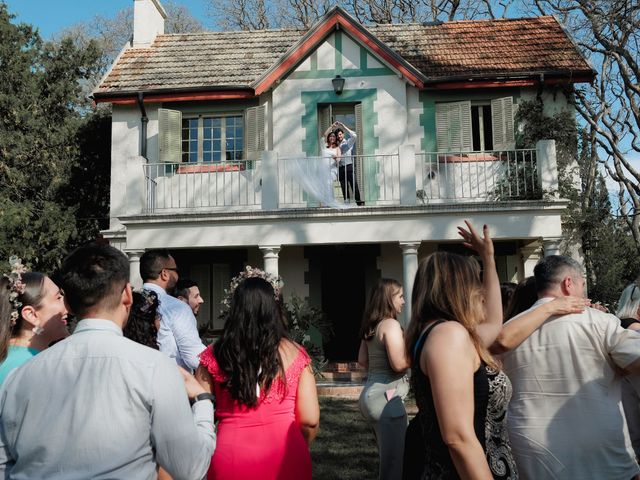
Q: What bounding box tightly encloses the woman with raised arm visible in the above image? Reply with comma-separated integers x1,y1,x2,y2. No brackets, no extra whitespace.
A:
196,275,319,480
403,222,517,479
321,127,341,183
358,278,410,480
0,258,68,385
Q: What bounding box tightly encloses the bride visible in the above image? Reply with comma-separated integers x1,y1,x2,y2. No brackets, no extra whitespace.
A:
321,130,340,182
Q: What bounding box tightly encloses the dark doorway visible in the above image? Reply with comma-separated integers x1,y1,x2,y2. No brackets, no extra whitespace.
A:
306,244,380,362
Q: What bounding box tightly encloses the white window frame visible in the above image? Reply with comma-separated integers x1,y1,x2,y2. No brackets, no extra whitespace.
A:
181,113,244,163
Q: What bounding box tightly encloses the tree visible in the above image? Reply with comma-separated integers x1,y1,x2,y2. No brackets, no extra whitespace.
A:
0,3,102,272
533,0,640,253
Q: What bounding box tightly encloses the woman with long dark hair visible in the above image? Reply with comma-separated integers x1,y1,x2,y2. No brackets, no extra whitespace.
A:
0,260,68,384
358,278,410,479
403,223,518,479
124,290,160,349
196,276,319,480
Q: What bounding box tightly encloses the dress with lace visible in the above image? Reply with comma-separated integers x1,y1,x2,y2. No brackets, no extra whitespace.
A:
199,345,312,480
403,320,518,480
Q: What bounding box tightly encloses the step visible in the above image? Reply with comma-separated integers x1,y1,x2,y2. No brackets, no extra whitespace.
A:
316,381,364,398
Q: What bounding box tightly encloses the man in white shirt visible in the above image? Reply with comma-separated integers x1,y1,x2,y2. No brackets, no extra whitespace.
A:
141,250,206,371
334,121,363,206
502,255,640,480
0,243,215,479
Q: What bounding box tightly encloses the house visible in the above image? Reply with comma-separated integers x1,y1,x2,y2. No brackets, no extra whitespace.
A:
94,0,594,362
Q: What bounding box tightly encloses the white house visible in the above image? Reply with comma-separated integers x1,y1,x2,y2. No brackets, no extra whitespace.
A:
94,0,594,362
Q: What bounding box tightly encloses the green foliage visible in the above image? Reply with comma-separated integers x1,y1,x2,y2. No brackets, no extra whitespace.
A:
0,4,106,273
283,294,332,376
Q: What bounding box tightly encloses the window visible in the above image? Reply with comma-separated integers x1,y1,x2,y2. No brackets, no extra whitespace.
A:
436,97,514,152
181,115,244,163
159,106,265,164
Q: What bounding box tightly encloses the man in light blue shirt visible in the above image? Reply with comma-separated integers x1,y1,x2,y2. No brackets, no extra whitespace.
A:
140,250,206,371
0,244,215,480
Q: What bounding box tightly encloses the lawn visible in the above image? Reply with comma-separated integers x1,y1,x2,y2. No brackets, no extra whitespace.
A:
311,397,378,479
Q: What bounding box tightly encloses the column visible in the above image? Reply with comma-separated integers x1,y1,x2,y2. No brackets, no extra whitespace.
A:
399,241,421,328
519,243,542,279
542,237,562,257
259,245,281,277
126,250,145,289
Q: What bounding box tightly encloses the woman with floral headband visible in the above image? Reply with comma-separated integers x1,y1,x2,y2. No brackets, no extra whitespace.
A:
0,257,69,384
196,271,319,480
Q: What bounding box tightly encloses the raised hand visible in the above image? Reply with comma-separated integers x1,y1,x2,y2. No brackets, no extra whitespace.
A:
546,296,590,316
457,221,494,258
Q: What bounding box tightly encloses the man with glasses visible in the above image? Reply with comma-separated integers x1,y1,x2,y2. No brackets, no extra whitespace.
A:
141,250,205,372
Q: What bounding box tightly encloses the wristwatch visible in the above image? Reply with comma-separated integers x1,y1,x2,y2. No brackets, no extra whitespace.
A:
191,392,215,405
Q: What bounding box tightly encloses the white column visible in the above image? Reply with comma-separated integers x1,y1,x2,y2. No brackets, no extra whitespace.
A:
126,250,145,289
542,237,562,257
536,140,559,198
399,241,421,327
260,245,281,277
519,243,542,279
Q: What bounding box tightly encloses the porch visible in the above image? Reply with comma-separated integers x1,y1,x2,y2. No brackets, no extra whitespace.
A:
126,140,558,214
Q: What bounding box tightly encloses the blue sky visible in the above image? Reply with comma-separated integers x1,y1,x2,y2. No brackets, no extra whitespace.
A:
4,0,209,38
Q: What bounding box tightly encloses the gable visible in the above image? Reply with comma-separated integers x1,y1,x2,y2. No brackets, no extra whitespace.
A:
287,31,394,80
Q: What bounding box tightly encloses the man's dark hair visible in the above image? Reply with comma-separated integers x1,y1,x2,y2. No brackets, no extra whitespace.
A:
534,255,583,294
174,278,198,299
60,243,129,318
140,249,172,282
334,127,344,135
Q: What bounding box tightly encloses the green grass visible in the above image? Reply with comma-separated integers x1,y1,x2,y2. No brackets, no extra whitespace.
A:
311,397,379,479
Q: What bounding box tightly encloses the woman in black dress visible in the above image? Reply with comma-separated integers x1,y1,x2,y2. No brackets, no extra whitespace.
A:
403,222,517,479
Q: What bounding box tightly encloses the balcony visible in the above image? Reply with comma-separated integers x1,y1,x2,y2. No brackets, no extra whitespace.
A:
131,140,558,215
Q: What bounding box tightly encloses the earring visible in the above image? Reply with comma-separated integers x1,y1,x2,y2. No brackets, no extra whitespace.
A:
32,325,44,335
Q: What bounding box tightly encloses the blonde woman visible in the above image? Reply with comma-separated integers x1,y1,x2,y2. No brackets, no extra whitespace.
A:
403,223,517,479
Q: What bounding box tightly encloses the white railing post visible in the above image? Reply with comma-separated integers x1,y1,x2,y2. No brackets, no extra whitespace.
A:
399,144,417,206
536,140,559,198
261,151,278,210
126,155,147,215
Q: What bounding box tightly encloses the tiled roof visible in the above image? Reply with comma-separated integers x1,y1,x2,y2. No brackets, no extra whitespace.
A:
95,15,593,96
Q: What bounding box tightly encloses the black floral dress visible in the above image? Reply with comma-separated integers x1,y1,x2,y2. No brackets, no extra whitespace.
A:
403,321,518,480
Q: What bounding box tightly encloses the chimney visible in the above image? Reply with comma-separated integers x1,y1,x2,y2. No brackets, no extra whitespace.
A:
133,0,167,48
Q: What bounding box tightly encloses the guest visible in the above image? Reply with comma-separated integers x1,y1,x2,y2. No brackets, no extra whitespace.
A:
0,243,215,479
124,290,161,349
502,256,640,479
141,250,205,371
358,278,410,480
0,258,68,385
403,222,518,479
500,282,517,321
616,282,640,461
504,276,537,321
174,278,205,317
197,276,319,480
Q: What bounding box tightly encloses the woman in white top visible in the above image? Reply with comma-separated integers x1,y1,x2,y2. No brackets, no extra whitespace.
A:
321,130,340,182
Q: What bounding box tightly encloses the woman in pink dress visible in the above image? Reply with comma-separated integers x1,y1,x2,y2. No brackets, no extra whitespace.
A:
197,276,320,480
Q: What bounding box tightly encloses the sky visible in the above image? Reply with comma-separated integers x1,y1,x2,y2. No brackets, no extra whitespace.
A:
4,0,210,39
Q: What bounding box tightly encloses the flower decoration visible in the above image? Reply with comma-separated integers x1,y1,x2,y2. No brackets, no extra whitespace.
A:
219,266,284,318
138,289,159,314
4,256,28,326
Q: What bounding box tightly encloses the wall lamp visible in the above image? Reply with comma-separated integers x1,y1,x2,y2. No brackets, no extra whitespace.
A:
332,75,345,95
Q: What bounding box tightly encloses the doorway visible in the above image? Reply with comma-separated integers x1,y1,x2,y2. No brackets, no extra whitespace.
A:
306,244,380,362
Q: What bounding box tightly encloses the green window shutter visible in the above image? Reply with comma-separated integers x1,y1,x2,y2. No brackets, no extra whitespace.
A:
246,105,266,160
436,101,471,152
491,96,515,150
355,103,363,155
158,108,182,162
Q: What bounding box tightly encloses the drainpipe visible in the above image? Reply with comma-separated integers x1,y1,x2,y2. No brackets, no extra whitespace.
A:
137,92,148,159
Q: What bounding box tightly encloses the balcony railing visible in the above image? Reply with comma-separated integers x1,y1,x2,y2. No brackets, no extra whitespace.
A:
143,161,261,212
135,141,554,214
416,149,540,202
278,154,400,208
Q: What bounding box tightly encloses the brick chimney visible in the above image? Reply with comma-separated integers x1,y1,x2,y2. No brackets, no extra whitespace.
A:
133,0,167,48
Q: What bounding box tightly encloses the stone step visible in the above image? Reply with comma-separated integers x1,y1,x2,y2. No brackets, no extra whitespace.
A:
316,381,364,398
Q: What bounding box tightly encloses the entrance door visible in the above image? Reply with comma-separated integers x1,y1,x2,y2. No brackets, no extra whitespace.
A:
306,244,380,362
